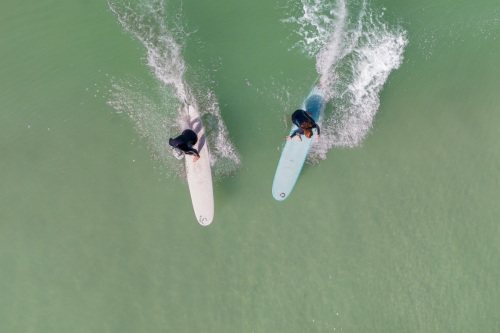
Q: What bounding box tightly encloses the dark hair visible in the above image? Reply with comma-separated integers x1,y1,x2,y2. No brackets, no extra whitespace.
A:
300,119,313,138
300,119,312,129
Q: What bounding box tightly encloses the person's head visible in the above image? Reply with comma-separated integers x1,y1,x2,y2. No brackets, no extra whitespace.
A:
300,119,313,138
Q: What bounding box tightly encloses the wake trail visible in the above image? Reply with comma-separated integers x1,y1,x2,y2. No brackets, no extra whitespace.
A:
107,0,240,179
283,0,408,161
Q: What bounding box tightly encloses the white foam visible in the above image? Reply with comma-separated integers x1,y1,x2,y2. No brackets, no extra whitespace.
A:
283,0,344,58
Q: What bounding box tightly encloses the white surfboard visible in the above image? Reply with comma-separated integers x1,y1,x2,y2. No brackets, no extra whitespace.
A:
184,104,214,226
272,85,325,201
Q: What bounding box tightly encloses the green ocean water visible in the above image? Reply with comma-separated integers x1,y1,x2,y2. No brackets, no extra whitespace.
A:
1,0,499,332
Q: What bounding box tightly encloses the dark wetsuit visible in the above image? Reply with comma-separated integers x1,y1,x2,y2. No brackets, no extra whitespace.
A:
168,129,200,157
289,109,320,138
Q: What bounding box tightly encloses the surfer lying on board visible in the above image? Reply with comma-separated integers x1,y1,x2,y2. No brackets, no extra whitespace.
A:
286,109,320,142
168,129,200,162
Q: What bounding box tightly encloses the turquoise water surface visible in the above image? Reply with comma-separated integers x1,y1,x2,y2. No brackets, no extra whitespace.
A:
1,0,499,332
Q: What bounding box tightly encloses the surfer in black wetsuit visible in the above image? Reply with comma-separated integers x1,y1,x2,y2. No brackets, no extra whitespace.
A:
286,109,320,142
168,129,200,162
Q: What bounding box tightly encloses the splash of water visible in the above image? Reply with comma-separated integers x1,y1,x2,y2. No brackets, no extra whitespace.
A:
107,0,240,179
283,0,408,161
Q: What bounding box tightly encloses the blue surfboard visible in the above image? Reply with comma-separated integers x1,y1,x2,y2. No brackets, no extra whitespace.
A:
272,85,325,201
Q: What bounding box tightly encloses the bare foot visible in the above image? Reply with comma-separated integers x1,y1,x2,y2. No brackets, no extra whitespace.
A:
296,136,302,142
286,136,292,141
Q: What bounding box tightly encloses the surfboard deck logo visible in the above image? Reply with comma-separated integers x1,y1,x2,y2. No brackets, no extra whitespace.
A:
272,84,325,201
